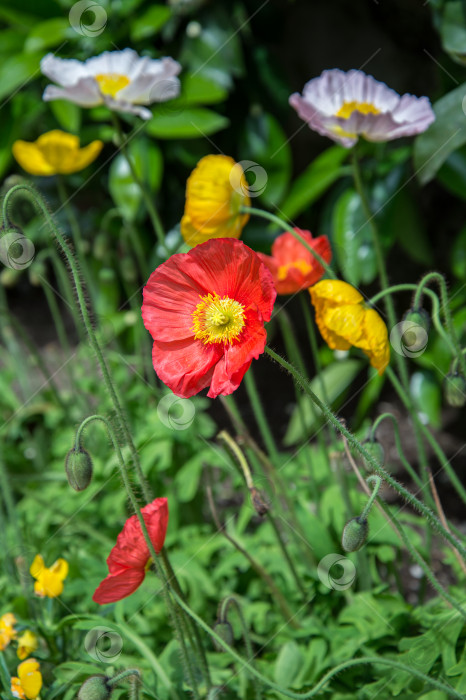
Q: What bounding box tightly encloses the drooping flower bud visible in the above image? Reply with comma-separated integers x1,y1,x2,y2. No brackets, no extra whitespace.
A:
249,487,268,517
65,447,93,491
362,439,385,469
212,621,234,652
443,373,466,408
402,307,430,335
78,676,111,700
342,517,369,552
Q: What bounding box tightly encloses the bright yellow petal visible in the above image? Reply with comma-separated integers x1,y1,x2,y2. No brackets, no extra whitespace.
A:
309,280,364,306
1,613,17,627
29,555,44,581
11,676,25,699
12,141,56,176
324,304,366,347
37,130,81,174
362,308,390,374
36,570,64,598
18,660,42,700
60,140,103,174
50,558,68,581
17,631,38,660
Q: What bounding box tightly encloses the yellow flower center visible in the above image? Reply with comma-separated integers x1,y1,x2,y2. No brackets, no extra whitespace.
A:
277,259,313,281
192,293,245,345
336,101,381,119
95,73,130,98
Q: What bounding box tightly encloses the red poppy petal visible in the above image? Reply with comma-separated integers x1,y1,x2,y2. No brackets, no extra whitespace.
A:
93,568,145,604
141,497,169,554
208,311,267,398
152,337,222,398
108,498,169,571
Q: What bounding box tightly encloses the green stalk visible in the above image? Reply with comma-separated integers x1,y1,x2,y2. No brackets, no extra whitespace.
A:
264,346,466,558
219,596,262,700
243,369,280,463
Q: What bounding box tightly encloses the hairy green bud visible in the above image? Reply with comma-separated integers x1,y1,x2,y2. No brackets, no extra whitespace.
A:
65,447,93,491
212,621,234,652
342,517,369,552
402,307,430,334
444,372,466,408
78,676,111,700
362,439,385,469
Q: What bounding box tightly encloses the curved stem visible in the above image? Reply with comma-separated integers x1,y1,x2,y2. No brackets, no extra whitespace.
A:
2,183,152,504
219,596,262,700
170,590,465,700
264,346,466,558
241,206,335,278
359,475,381,521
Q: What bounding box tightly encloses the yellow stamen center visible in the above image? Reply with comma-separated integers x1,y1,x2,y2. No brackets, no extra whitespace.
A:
95,73,130,98
192,293,245,345
336,101,381,119
277,259,313,281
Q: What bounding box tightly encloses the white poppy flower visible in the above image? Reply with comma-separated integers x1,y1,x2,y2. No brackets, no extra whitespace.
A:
41,48,181,120
289,69,435,148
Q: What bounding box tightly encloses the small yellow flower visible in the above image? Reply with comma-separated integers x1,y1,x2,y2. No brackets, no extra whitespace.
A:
0,612,17,650
309,280,390,374
11,659,42,700
180,155,251,247
17,631,38,660
30,554,68,598
12,130,103,176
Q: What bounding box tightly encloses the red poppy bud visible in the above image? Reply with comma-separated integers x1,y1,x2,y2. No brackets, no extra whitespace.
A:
65,447,93,491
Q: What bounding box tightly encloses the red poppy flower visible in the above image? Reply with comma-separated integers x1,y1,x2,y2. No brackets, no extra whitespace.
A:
257,229,331,295
141,238,276,398
93,498,168,604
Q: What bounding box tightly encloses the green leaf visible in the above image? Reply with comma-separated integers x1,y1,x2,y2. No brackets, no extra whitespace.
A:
333,188,378,286
384,190,433,266
437,146,466,201
49,100,82,134
0,53,41,102
146,108,229,139
284,359,362,445
440,1,466,55
178,74,228,106
413,82,466,185
274,641,304,688
239,111,291,208
451,225,466,279
280,146,348,220
109,138,163,221
130,5,171,42
24,18,70,53
410,370,442,428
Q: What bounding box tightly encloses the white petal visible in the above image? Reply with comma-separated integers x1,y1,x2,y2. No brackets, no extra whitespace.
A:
103,95,152,119
40,54,88,87
43,78,102,107
84,48,142,77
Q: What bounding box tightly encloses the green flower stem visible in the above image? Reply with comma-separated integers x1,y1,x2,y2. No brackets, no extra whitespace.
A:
370,413,432,501
56,176,92,287
414,272,466,377
265,346,466,558
240,206,336,278
219,596,262,700
370,283,456,355
39,275,76,394
108,669,141,688
170,590,465,700
2,183,152,504
49,247,86,342
386,366,466,505
218,430,307,599
359,475,381,521
206,478,300,628
111,114,169,255
75,415,198,696
300,294,330,405
244,369,280,463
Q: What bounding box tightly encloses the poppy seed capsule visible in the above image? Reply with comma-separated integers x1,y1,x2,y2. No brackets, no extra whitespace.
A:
444,373,466,408
362,440,385,469
78,676,111,700
212,621,234,652
342,517,369,552
65,447,93,491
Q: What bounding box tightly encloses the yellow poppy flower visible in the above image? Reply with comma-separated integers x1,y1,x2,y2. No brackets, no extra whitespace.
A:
180,155,251,247
30,554,68,598
12,130,103,176
11,659,42,700
309,280,390,374
0,612,17,650
17,630,38,660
